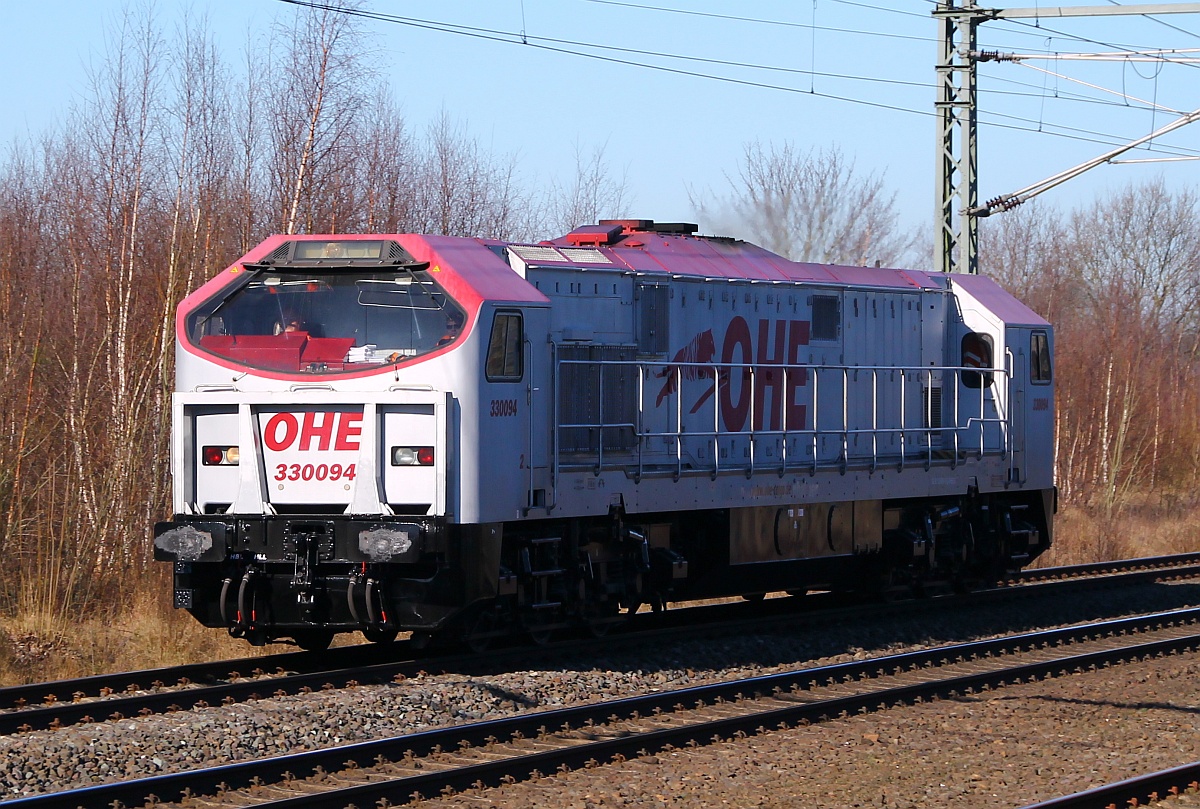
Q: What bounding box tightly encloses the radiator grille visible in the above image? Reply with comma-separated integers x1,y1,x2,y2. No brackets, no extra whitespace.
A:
558,345,637,454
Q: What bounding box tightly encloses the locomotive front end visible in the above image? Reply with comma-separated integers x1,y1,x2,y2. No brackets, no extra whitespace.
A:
154,236,489,649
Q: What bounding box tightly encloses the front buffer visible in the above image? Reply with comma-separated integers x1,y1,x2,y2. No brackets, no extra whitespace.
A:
155,517,501,649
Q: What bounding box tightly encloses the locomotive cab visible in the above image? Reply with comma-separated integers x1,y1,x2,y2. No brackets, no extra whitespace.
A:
160,238,474,647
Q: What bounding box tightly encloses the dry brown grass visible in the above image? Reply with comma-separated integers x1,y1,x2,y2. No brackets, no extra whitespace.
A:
0,585,298,687
1034,499,1200,568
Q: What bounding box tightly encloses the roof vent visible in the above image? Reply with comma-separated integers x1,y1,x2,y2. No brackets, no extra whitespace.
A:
264,242,293,264
599,219,698,235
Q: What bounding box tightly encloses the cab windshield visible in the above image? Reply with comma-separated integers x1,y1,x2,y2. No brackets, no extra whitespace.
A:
187,268,466,374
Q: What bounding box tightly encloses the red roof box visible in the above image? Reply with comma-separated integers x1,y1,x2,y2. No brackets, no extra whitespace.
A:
565,224,623,246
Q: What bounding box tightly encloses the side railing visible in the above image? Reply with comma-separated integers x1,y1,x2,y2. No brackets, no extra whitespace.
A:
552,354,1012,485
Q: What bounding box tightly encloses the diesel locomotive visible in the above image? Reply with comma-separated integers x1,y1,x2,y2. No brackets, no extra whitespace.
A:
154,220,1055,649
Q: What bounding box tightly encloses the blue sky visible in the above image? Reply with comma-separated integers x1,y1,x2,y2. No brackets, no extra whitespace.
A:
3,0,1199,238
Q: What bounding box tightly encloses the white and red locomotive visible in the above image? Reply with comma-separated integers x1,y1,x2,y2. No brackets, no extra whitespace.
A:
155,220,1055,649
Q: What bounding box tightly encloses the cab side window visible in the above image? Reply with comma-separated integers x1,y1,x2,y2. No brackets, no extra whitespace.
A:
961,332,994,389
1030,331,1052,384
486,312,523,381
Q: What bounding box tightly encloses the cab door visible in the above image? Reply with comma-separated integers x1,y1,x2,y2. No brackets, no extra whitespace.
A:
1007,328,1028,483
480,305,551,518
522,307,551,513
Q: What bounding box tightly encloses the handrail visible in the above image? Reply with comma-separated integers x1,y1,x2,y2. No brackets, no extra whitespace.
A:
550,341,559,494
554,356,1012,480
1006,347,1024,485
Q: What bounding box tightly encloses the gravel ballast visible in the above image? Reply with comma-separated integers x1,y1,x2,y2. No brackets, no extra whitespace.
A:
415,652,1200,809
1,580,1199,802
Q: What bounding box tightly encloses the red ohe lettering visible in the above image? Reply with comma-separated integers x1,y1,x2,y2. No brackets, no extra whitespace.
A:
300,411,336,451
334,411,362,451
264,411,362,451
264,412,299,451
717,318,810,433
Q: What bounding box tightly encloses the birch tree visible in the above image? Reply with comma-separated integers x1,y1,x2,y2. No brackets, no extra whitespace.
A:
542,142,630,237
267,2,374,234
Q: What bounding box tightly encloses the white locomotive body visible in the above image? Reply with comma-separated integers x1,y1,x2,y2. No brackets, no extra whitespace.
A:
155,221,1054,648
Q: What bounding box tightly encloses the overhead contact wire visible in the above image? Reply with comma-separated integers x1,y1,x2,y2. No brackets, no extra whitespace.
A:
277,0,1200,158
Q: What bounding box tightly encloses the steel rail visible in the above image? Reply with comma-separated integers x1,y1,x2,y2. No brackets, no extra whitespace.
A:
1018,762,1200,808
7,607,1200,809
0,639,409,711
227,630,1200,809
3,553,1200,736
0,595,792,734
1008,552,1200,583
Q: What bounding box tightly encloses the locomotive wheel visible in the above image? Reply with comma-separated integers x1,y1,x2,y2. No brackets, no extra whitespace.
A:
462,607,504,653
741,592,766,603
465,633,492,653
584,602,621,638
524,614,559,645
363,626,399,644
587,620,613,638
293,629,334,652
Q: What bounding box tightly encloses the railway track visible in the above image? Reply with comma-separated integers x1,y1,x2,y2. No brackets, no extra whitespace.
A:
6,605,1200,809
1019,762,1200,808
1005,551,1200,585
2,551,1199,738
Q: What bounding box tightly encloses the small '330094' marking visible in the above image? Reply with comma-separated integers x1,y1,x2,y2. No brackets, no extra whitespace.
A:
490,399,518,417
274,463,357,482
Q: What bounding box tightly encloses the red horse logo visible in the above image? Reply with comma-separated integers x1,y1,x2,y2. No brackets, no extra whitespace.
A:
655,329,718,412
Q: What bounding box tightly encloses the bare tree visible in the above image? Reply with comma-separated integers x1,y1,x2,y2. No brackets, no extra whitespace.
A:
266,2,374,234
0,144,50,572
1069,178,1200,333
231,26,268,254
357,94,418,232
542,141,630,237
67,6,172,575
148,13,236,538
692,141,919,267
979,203,1071,311
981,179,1200,527
414,112,534,240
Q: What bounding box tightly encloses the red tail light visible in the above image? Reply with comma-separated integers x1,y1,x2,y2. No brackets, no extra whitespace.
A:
202,446,239,466
391,446,435,466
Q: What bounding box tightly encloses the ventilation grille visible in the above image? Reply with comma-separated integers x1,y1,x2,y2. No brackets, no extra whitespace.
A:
510,245,565,264
559,247,612,264
811,295,840,341
923,386,942,429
